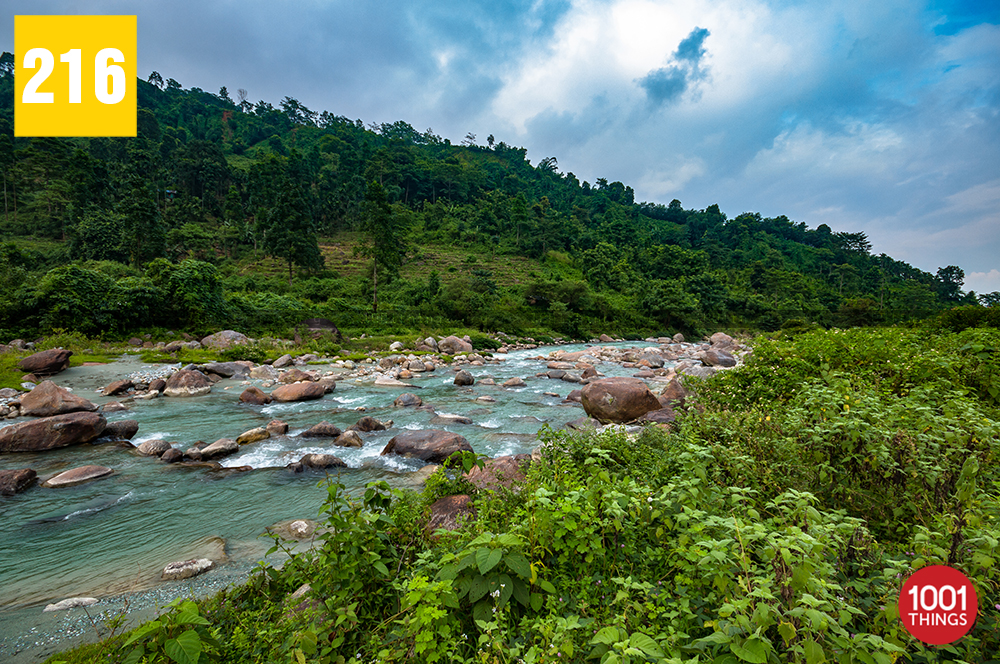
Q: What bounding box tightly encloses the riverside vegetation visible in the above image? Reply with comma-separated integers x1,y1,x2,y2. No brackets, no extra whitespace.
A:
43,323,1000,663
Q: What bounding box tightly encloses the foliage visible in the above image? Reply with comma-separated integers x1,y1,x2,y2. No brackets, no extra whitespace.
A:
120,598,221,664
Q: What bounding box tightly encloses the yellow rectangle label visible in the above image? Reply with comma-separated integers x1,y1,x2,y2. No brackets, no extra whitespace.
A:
15,15,137,137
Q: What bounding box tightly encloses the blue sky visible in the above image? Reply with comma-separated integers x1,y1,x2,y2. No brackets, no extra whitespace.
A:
3,0,998,292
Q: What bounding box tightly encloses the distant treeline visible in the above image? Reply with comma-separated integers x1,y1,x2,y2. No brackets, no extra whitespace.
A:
0,54,994,339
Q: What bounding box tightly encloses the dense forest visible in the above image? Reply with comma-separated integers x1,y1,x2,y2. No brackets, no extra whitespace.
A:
0,54,994,340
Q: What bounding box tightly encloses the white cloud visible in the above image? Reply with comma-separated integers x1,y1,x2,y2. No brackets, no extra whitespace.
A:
966,269,1000,294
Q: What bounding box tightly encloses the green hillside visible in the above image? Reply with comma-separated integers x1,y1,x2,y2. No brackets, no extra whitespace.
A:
0,58,993,341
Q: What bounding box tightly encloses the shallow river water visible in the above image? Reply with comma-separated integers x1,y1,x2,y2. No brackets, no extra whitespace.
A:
0,341,664,661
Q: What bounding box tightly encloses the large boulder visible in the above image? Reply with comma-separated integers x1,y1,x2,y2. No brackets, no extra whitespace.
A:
20,381,98,417
163,370,212,397
393,393,422,407
200,438,239,459
0,468,37,495
199,330,249,350
709,332,735,348
334,430,363,448
280,368,315,384
438,336,473,355
658,377,688,408
102,379,134,396
201,362,250,379
300,421,342,438
236,427,269,445
381,429,473,463
349,416,387,432
18,349,72,377
271,382,325,402
136,439,172,457
103,420,139,440
701,349,737,368
239,387,272,405
161,558,214,581
425,494,475,534
0,412,107,452
299,453,347,469
42,465,114,488
580,377,662,423
453,370,475,386
465,454,530,492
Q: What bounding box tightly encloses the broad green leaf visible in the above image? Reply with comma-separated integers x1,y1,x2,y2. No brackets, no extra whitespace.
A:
372,561,389,577
473,600,492,625
593,626,627,646
173,610,210,626
498,573,514,607
538,579,557,594
529,592,543,611
504,552,532,579
122,646,145,664
730,636,768,664
123,620,163,646
468,575,490,603
477,547,503,574
511,579,530,607
803,640,826,664
628,633,663,657
164,629,203,664
777,621,796,644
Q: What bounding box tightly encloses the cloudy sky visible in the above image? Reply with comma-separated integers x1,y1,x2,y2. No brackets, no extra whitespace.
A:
4,0,999,292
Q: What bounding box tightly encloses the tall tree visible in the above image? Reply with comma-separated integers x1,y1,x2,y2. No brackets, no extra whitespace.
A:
358,180,407,312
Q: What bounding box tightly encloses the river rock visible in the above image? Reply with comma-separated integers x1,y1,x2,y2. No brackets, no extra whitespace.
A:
18,349,72,377
200,330,249,350
148,378,166,393
503,377,527,388
680,365,717,379
709,332,735,348
280,368,315,384
299,453,347,469
638,352,664,368
394,393,422,407
200,438,238,459
317,377,337,393
564,389,583,403
236,427,269,445
273,354,293,368
599,334,614,342
389,341,404,351
438,336,473,354
266,419,289,435
426,494,475,534
137,439,172,457
202,362,249,379
271,382,325,402
268,518,317,541
239,386,272,405
101,401,128,413
454,370,475,386
42,465,114,488
162,558,214,581
334,430,363,448
300,421,342,438
43,597,98,612
103,419,139,440
0,468,37,495
701,348,737,367
102,379,134,396
637,406,677,425
465,454,531,491
580,377,662,423
0,412,107,452
250,365,279,380
564,416,601,431
163,370,212,397
161,448,184,463
20,381,98,417
349,416,387,432
658,377,688,407
431,413,473,425
374,375,411,387
381,429,472,463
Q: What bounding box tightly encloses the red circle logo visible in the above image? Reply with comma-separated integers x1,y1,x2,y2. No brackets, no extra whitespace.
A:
899,565,978,644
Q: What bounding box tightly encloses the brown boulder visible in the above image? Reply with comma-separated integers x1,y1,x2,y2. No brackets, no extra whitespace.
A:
658,377,688,408
160,448,184,463
163,370,212,397
637,406,677,425
580,377,662,423
300,421,342,438
236,427,269,445
20,381,98,417
239,387,272,405
381,429,473,463
102,379,134,396
349,416,387,432
299,453,347,469
148,378,167,393
42,465,114,488
266,420,289,435
271,382,325,402
137,439,172,456
702,349,737,367
280,368,315,384
393,393,423,407
200,438,239,459
454,370,475,386
709,332,735,348
438,336,473,354
200,330,249,350
426,494,475,534
465,454,530,491
103,420,139,440
0,468,37,495
0,412,107,452
18,349,72,377
333,430,364,448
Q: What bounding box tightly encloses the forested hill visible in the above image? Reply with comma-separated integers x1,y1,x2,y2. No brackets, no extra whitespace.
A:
0,58,991,340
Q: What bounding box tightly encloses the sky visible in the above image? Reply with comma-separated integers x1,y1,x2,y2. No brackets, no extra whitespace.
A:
3,0,999,292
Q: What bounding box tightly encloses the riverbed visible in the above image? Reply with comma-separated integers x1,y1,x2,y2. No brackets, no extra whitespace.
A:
0,341,681,661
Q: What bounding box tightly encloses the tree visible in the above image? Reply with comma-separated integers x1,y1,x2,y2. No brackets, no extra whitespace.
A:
936,265,965,302
358,180,408,312
147,71,164,89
